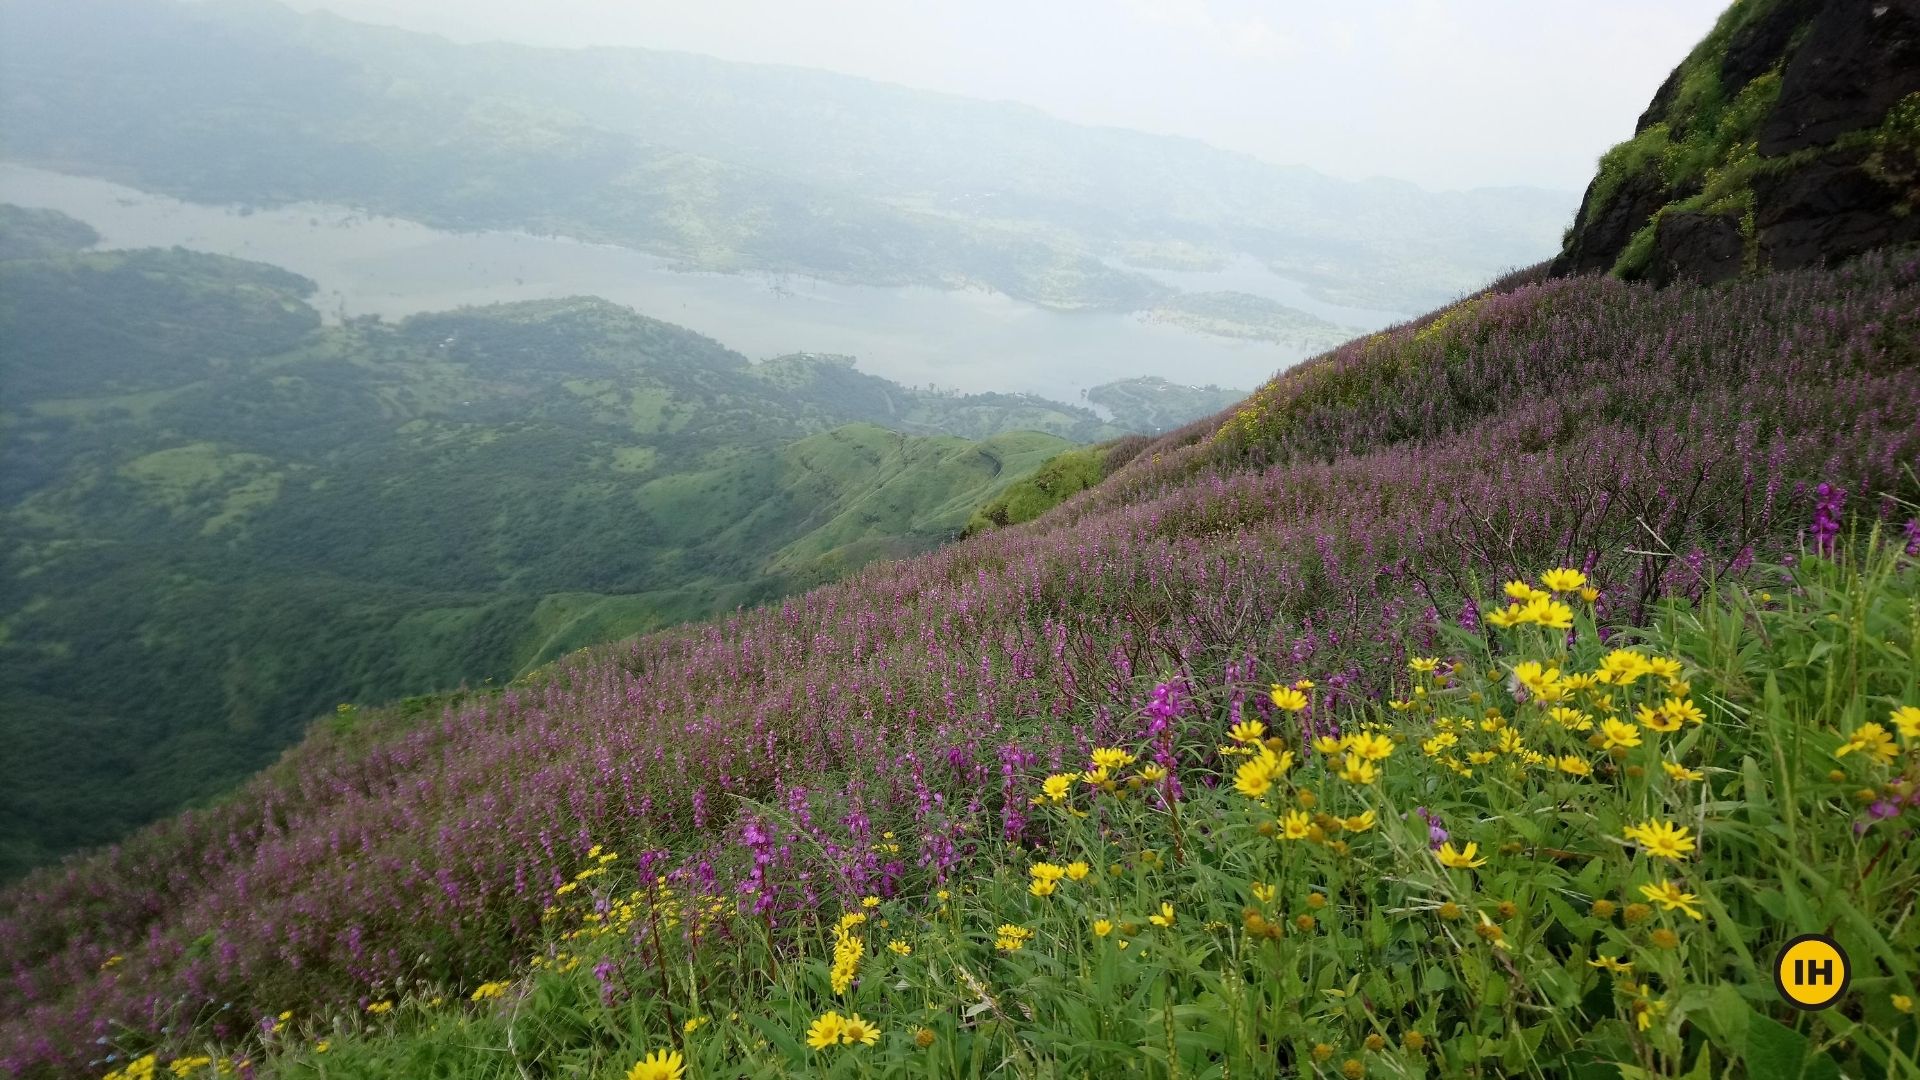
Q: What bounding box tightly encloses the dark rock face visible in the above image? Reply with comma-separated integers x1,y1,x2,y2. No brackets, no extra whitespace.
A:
1722,0,1826,97
1554,0,1920,283
1760,0,1920,155
1648,211,1747,286
1753,146,1920,267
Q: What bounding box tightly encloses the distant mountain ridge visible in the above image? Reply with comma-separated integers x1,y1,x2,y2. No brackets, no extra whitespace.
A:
0,0,1572,313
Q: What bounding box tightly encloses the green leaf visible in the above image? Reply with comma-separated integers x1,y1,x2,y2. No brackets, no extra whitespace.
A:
1744,1013,1841,1080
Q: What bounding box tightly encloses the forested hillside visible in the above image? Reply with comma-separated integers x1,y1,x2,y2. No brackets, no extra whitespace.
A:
0,215,1124,879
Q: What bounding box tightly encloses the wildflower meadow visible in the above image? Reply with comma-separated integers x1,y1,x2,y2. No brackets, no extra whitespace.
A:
4,253,1918,1078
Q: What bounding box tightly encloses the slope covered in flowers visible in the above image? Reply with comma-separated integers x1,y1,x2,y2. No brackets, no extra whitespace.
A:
246,534,1920,1079
4,254,1919,1076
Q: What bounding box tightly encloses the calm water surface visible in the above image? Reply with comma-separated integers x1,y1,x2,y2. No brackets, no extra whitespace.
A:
0,163,1408,402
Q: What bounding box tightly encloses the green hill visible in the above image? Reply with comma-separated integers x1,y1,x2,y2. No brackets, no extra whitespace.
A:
0,222,1123,879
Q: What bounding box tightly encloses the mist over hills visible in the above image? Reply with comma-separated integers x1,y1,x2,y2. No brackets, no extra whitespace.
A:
0,0,1571,314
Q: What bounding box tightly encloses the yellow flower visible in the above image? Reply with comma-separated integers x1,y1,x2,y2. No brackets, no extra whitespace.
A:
861,895,880,909
1342,810,1377,833
806,1012,847,1050
1422,732,1459,755
1092,919,1114,938
1484,605,1519,628
1599,719,1643,750
1512,661,1562,698
1638,880,1703,920
1065,861,1090,881
1519,595,1575,630
470,980,511,1002
1251,882,1277,903
1229,719,1267,743
1040,774,1074,802
313,1042,329,1054
1234,747,1294,798
1270,686,1309,712
1436,842,1486,869
1138,763,1168,782
1662,761,1704,782
888,939,912,956
366,1000,394,1015
840,1014,881,1046
1409,656,1440,673
1587,954,1633,975
1540,568,1587,593
1549,706,1594,731
1647,656,1683,681
1028,879,1057,898
1636,703,1682,733
683,1016,709,1033
1664,696,1705,726
1504,580,1544,601
1091,747,1137,770
1835,722,1899,763
1338,753,1379,785
1029,862,1067,883
1894,706,1920,739
1894,994,1914,1013
1281,809,1313,840
1556,755,1592,777
1623,819,1696,860
1599,649,1652,684
1346,732,1394,762
1149,902,1176,928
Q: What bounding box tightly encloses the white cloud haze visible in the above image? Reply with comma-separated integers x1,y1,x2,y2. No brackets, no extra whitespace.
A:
279,0,1731,192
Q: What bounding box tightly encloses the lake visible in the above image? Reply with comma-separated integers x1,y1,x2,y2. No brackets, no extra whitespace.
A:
0,163,1409,404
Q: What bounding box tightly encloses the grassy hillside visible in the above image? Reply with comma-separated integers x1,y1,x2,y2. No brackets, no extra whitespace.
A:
0,0,1568,313
6,248,1915,1077
965,436,1154,536
0,227,1134,880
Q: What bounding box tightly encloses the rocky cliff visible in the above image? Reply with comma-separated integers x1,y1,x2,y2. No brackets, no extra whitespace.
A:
1554,0,1920,284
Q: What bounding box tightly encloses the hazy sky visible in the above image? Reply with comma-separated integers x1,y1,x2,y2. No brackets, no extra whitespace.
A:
281,0,1729,193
